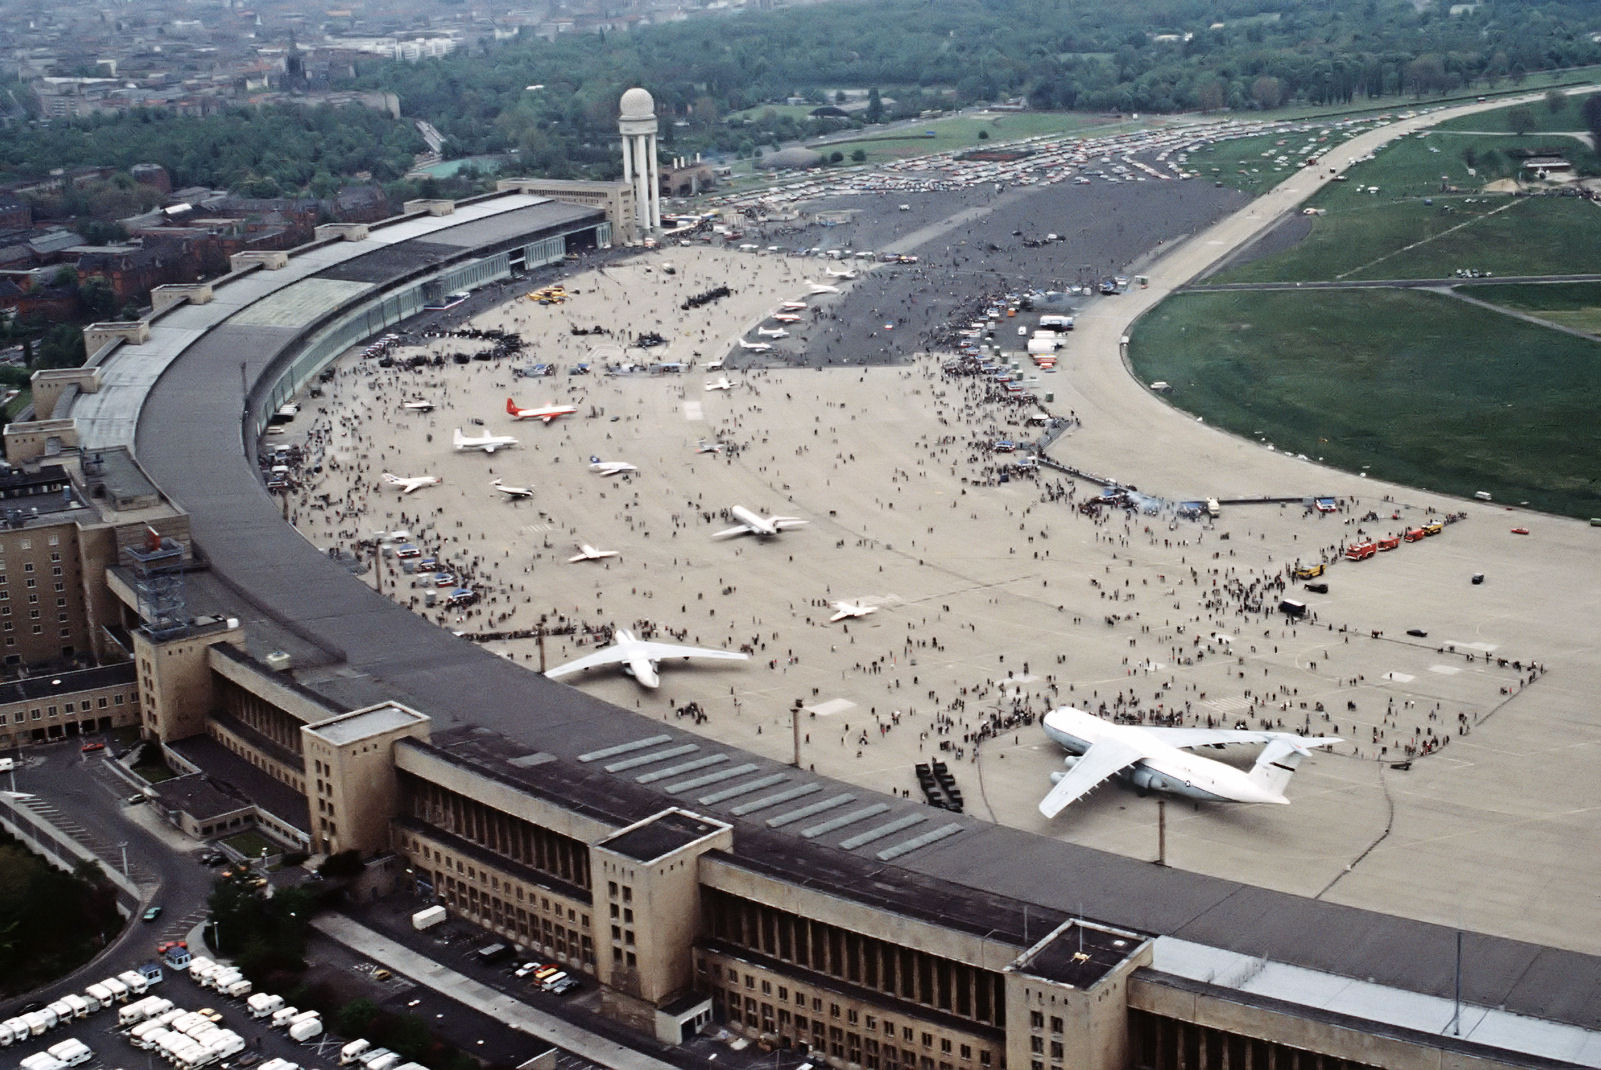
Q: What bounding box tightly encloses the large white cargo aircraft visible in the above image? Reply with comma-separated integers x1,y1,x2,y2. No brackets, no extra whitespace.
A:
545,626,748,689
381,472,441,494
712,505,807,540
1038,706,1338,818
453,427,518,453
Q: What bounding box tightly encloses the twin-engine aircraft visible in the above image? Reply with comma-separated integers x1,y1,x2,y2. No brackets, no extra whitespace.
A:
453,427,519,453
491,479,533,500
505,398,577,423
381,472,441,494
712,505,807,540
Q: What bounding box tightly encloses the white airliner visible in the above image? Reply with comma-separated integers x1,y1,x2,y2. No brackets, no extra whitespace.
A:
694,440,726,455
1037,706,1339,818
737,338,771,352
568,543,620,563
829,601,878,622
756,326,789,338
806,282,842,295
825,267,858,280
453,427,519,453
544,626,748,689
713,505,807,540
505,397,578,423
381,472,442,494
705,376,735,392
772,313,803,324
491,478,534,500
779,301,808,312
401,400,435,413
588,456,638,477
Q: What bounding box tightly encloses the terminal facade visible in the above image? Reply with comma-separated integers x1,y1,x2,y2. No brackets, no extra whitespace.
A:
0,177,1594,1070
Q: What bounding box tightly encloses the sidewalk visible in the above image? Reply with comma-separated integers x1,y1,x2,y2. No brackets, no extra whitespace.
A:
311,914,680,1070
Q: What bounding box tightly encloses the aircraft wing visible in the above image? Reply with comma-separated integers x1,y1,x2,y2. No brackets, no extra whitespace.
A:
711,523,754,539
1038,737,1148,819
1146,727,1297,750
544,646,633,680
633,641,749,664
771,517,807,530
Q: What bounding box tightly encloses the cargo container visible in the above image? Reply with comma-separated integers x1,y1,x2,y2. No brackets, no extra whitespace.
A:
410,906,447,931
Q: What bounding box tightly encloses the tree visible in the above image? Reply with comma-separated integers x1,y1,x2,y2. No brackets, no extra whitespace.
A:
1250,76,1282,110
828,150,844,164
977,128,989,140
866,87,883,124
1507,106,1536,136
1582,93,1601,147
850,148,867,163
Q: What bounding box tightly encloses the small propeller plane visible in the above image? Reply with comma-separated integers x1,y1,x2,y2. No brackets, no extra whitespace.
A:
737,338,771,352
705,377,735,392
828,601,879,622
453,427,519,453
491,478,534,500
588,456,638,477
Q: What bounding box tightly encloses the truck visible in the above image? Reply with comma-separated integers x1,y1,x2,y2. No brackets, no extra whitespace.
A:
474,942,512,965
1205,498,1221,518
411,905,447,931
248,993,285,1019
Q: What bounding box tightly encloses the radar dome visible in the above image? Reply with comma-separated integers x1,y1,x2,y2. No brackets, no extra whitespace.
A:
619,87,656,120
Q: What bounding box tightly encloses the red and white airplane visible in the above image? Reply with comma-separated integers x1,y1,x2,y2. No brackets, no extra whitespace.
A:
772,313,803,324
505,397,577,423
779,301,808,312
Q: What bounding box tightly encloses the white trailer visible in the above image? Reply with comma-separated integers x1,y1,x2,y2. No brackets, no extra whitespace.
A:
0,1020,17,1047
248,993,284,1019
118,970,151,996
84,983,114,1007
47,1039,93,1067
19,1053,67,1070
410,905,447,931
47,999,75,1022
23,1008,57,1035
270,1006,301,1029
364,1054,402,1070
288,1018,324,1042
130,1021,170,1048
100,977,130,1003
338,1040,372,1065
205,1032,245,1060
60,995,92,1019
119,995,173,1027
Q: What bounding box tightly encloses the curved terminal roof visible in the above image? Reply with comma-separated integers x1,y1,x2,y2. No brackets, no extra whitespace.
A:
82,191,1601,1058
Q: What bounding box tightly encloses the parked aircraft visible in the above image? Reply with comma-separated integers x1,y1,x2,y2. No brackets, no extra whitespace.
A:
825,267,858,280
544,626,748,689
491,478,534,500
780,301,809,312
705,377,735,392
829,601,878,622
772,313,803,324
381,472,442,495
1037,706,1339,818
713,505,807,540
453,427,519,453
756,327,790,338
505,398,577,423
568,543,620,563
401,400,435,413
694,440,726,455
737,338,771,352
806,283,842,296
705,357,727,371
588,456,638,477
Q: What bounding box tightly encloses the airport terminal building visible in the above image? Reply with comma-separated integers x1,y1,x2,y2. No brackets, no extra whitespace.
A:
3,188,1598,1070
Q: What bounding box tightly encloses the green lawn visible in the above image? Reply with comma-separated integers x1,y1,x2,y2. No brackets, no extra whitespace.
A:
1128,289,1601,518
1434,89,1601,135
221,829,278,860
1463,280,1601,333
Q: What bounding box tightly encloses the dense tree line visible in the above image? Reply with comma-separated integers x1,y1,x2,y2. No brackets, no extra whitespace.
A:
4,0,1600,198
356,0,1601,175
0,835,122,996
0,104,421,194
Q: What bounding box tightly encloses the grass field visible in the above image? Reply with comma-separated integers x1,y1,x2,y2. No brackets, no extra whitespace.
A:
1463,280,1601,333
1128,289,1601,518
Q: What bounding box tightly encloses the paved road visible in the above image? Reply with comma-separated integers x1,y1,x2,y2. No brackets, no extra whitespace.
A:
312,915,681,1070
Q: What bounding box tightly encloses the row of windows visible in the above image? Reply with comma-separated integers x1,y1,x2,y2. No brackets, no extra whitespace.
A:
429,867,596,970
0,691,129,726
709,979,994,1070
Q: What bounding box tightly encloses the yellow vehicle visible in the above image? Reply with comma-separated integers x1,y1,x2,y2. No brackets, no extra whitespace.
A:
1293,563,1325,580
1423,521,1443,536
